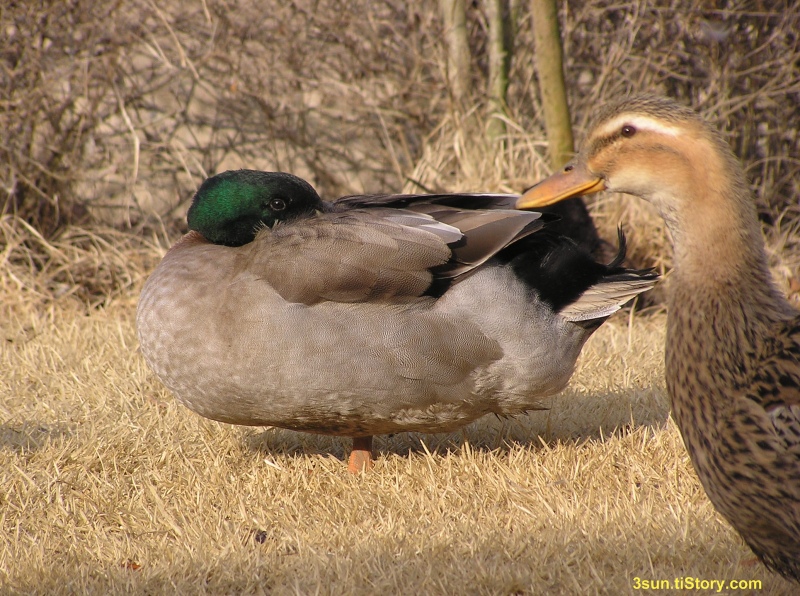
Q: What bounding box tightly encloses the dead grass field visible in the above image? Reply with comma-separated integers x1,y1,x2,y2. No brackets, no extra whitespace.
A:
1,3,798,592
1,285,797,594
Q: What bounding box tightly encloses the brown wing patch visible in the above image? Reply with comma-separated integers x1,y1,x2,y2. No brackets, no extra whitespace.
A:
240,205,544,305
243,211,452,305
404,203,544,278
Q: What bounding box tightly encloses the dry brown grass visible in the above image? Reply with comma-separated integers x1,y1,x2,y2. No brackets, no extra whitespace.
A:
2,2,799,593
0,215,163,313
2,284,796,594
3,1,797,240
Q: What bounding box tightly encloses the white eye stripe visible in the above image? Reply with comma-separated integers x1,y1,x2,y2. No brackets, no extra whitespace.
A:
597,114,682,138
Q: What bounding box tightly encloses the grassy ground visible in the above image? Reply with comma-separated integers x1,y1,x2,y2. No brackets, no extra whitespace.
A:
2,3,797,592
1,291,795,594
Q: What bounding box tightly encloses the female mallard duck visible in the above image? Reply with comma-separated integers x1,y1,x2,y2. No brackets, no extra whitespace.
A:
137,169,657,473
516,95,800,581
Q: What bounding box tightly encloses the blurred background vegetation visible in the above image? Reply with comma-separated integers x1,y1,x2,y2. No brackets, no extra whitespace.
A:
1,0,798,305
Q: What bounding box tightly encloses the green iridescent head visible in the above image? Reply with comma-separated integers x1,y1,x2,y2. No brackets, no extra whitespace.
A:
187,170,322,246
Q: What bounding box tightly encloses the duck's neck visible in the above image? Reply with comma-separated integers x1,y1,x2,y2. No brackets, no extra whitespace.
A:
665,175,791,363
672,192,767,286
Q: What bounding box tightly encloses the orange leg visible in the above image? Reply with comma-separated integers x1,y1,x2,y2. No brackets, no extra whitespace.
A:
348,436,374,473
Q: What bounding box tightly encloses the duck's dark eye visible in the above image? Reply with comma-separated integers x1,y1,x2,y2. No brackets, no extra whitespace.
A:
621,125,637,138
269,197,287,211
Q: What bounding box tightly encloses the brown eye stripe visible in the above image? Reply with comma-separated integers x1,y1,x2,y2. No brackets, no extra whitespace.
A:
586,132,621,158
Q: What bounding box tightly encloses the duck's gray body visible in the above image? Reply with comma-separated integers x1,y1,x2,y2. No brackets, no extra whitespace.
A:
139,244,603,435
137,172,657,440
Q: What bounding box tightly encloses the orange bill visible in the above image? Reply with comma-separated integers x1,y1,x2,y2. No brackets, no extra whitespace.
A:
516,163,606,209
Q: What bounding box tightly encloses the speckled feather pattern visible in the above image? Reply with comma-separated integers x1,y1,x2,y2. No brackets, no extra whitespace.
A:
667,281,800,579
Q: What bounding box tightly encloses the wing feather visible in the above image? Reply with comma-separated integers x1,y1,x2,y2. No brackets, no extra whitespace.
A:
242,199,545,305
244,211,453,304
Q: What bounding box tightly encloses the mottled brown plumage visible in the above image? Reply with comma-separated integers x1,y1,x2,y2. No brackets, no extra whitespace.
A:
517,95,800,581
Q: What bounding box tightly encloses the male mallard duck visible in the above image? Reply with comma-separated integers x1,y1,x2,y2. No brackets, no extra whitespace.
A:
517,95,800,581
137,169,657,473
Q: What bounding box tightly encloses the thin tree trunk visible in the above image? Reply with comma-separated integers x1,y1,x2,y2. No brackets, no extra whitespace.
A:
487,0,511,143
531,0,573,168
439,0,472,107
531,0,601,254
